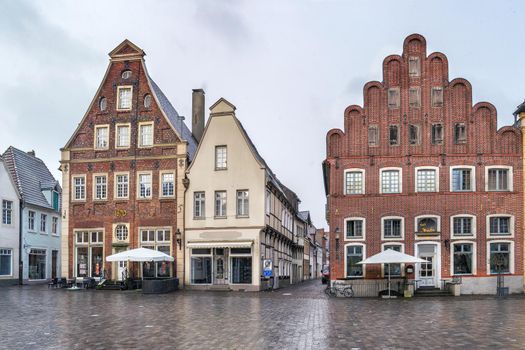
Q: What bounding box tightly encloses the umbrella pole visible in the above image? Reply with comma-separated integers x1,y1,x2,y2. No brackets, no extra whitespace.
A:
388,263,391,298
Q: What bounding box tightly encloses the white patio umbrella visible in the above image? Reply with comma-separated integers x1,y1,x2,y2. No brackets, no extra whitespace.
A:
106,247,174,262
357,249,427,298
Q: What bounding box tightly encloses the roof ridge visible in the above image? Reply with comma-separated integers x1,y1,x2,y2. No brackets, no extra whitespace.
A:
2,147,24,198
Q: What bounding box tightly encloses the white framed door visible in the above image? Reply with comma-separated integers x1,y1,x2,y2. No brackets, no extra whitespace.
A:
416,243,439,288
113,247,128,281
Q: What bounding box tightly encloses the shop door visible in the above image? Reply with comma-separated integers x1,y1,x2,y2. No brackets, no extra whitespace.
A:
417,244,437,288
51,250,58,279
114,247,128,281
213,248,227,285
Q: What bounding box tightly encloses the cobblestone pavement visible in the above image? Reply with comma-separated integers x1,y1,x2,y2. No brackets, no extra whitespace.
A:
2,279,525,349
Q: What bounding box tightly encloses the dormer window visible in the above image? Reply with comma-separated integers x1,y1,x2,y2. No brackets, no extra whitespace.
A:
99,97,107,111
117,86,132,111
121,70,132,79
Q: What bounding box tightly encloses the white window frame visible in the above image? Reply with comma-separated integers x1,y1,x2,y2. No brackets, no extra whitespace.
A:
450,214,476,239
215,145,227,170
159,171,176,198
51,217,59,236
450,165,475,192
40,213,47,234
114,172,130,200
193,191,206,219
485,166,513,192
414,215,441,238
92,173,108,201
115,123,131,149
113,223,130,243
265,190,271,216
450,241,476,276
344,169,365,195
486,240,514,275
343,217,366,241
214,190,227,218
236,190,249,218
116,85,133,111
138,121,154,148
486,214,514,238
28,210,36,232
381,216,405,240
94,124,110,150
344,243,366,278
137,171,153,199
2,200,14,226
73,228,105,278
381,243,404,277
379,167,402,194
72,175,87,201
0,248,13,276
415,166,439,193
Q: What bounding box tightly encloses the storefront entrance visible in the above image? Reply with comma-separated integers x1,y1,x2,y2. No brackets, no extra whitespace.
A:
213,249,227,285
416,243,439,288
113,247,128,281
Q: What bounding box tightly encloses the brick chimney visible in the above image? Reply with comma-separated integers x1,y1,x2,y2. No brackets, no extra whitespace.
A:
192,89,205,143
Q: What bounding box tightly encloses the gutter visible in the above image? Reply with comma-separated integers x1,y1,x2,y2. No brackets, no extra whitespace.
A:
18,200,24,285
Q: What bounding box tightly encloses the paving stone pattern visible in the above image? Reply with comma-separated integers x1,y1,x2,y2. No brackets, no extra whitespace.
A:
1,280,525,349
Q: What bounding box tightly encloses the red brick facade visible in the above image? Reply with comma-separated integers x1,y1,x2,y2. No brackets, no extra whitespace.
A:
324,34,523,291
60,41,188,279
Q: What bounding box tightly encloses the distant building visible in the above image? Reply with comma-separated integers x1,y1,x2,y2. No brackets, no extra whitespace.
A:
59,40,198,282
184,98,307,290
3,147,61,283
0,155,20,285
324,34,523,295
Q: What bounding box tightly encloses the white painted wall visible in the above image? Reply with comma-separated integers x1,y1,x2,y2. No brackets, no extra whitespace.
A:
0,159,19,284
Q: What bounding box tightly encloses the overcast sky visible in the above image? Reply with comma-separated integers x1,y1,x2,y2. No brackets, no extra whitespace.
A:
1,0,524,228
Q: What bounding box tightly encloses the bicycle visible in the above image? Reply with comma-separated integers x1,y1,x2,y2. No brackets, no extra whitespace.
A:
325,281,354,297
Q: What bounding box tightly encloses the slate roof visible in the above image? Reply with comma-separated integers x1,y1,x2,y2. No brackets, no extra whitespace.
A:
2,147,60,209
298,211,310,222
514,100,525,116
148,77,198,160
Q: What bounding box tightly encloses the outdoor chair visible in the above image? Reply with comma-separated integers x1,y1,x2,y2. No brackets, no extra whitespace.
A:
58,277,68,288
48,278,58,289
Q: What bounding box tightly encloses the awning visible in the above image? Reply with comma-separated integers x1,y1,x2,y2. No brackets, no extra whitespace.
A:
187,241,253,249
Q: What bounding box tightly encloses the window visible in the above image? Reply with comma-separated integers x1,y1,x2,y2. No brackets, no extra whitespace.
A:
431,87,443,107
389,125,399,146
161,172,175,197
144,94,152,108
416,216,439,234
75,230,103,278
194,192,205,219
94,125,109,150
116,124,130,148
117,86,132,110
416,168,437,192
73,176,86,200
28,211,35,231
345,218,364,239
383,244,402,277
215,191,227,218
115,224,129,241
265,190,271,215
115,174,129,199
489,216,511,236
0,249,12,276
52,217,58,235
94,175,107,200
191,249,212,284
236,190,249,217
138,173,152,199
215,146,227,170
489,242,510,274
383,218,402,239
453,217,473,236
40,214,47,233
140,228,172,278
121,70,132,79
139,122,154,147
431,124,443,144
99,97,107,111
344,170,364,194
29,249,46,280
387,88,400,108
408,56,420,77
2,200,13,225
453,243,473,275
231,248,252,284
454,123,466,144
409,124,420,145
409,87,420,107
451,167,474,192
380,169,401,194
487,168,511,191
345,245,364,278
368,126,378,146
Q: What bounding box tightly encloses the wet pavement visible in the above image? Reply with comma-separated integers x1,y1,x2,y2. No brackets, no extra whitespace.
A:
2,279,525,349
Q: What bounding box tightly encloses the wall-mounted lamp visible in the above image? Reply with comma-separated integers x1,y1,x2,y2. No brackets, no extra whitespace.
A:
175,229,182,249
335,227,340,261
443,238,450,251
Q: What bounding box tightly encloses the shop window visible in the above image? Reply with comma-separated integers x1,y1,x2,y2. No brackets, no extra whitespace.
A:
489,242,510,274
231,257,252,284
29,249,46,280
453,243,473,275
345,245,363,278
383,245,402,277
0,249,12,276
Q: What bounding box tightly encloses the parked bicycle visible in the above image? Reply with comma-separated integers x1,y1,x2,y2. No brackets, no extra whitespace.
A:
325,281,354,297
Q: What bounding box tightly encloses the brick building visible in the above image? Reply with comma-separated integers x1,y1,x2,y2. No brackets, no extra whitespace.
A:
60,40,198,282
323,34,523,295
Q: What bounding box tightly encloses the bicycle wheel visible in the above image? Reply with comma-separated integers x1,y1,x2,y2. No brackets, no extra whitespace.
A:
343,287,354,297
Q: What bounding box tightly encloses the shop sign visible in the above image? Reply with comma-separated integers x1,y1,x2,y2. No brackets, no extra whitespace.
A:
263,259,273,277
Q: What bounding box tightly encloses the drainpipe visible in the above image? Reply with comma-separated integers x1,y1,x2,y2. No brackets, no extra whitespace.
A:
18,200,24,285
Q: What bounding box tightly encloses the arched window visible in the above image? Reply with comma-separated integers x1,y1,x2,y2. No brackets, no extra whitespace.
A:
144,94,152,109
99,97,107,111
121,70,132,79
